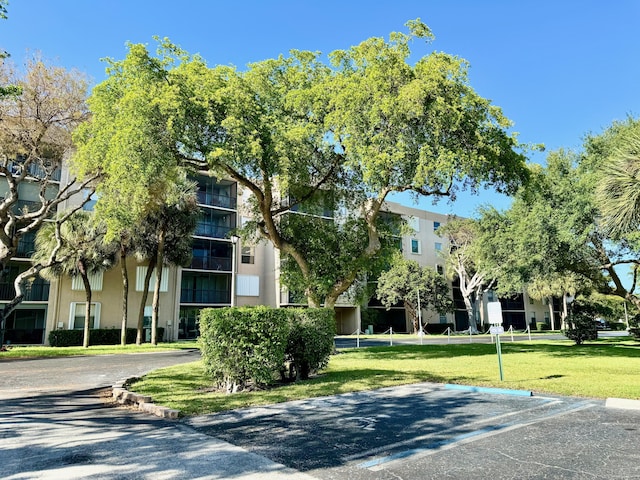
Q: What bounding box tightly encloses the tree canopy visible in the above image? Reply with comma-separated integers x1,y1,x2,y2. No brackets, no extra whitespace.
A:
74,20,530,309
376,255,453,333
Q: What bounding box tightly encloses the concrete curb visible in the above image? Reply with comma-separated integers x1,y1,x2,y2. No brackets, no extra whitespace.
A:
605,397,640,410
112,378,180,419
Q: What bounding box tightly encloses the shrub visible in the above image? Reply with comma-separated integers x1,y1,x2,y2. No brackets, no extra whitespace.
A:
564,300,598,345
536,322,548,332
199,307,289,393
284,308,335,381
629,314,640,340
48,328,164,347
424,323,454,334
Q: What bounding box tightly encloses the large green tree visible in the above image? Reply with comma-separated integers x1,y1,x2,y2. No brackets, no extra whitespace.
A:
438,218,498,333
376,255,453,333
74,20,529,310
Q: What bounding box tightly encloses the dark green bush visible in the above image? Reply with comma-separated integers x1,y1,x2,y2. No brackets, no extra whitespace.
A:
564,300,598,345
284,308,335,381
48,328,164,347
536,322,549,332
424,323,454,334
629,314,640,340
199,307,289,393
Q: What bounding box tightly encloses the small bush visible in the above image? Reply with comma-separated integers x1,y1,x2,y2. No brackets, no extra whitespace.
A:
199,307,289,393
564,300,598,345
629,314,640,340
536,322,549,332
284,308,335,381
48,328,164,347
424,323,454,334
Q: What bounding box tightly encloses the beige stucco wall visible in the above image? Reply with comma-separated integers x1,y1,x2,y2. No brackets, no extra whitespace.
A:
45,256,181,344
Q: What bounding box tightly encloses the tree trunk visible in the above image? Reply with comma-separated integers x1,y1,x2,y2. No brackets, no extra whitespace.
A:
462,295,478,334
79,262,92,349
151,229,166,345
136,255,157,345
547,298,555,331
120,244,129,346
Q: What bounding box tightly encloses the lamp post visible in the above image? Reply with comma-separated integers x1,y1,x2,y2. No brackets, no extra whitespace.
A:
230,235,239,307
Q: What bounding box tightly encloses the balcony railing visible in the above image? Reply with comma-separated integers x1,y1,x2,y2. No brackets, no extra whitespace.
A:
194,223,233,239
188,256,232,271
0,282,50,301
196,192,237,209
180,288,230,304
7,160,62,182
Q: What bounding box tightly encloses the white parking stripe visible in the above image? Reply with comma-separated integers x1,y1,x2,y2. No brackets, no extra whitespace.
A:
357,400,595,470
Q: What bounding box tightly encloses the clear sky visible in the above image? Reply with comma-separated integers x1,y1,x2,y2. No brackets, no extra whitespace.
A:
2,0,639,217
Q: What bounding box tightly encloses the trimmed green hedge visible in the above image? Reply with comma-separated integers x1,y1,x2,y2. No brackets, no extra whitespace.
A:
48,328,165,347
424,323,454,334
284,308,335,381
199,306,335,392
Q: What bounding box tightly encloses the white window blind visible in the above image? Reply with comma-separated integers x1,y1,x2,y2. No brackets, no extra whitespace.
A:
237,274,259,296
136,266,169,292
71,271,104,291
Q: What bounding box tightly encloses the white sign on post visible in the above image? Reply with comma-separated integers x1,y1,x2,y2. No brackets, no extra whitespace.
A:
489,325,504,335
487,301,503,325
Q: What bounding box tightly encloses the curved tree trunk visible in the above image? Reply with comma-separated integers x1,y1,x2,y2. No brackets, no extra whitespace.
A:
136,255,157,345
120,243,129,346
79,261,92,349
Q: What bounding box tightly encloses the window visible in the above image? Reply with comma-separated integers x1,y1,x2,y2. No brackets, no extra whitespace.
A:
69,302,100,329
136,266,169,292
435,242,443,252
407,216,420,233
237,274,260,296
411,239,421,254
439,314,448,324
241,245,255,264
71,271,104,291
433,221,441,232
436,264,444,275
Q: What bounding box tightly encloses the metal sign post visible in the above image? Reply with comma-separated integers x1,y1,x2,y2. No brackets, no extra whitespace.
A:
487,302,505,381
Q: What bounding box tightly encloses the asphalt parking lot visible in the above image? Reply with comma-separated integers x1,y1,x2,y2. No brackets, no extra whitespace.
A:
187,382,640,479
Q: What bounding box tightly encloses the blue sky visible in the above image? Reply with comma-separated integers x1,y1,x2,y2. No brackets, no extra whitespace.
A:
3,0,639,216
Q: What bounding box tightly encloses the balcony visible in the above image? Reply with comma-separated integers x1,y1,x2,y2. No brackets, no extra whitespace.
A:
0,281,50,301
7,159,62,182
196,191,237,210
180,272,231,305
194,223,233,239
189,255,232,271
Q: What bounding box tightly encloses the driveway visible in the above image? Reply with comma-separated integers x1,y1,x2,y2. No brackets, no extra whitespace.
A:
0,350,314,479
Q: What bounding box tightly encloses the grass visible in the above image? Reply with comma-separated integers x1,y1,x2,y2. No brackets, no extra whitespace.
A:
0,341,199,358
130,337,640,416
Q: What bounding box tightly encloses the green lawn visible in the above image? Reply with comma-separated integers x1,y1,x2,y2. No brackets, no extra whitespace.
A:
130,338,640,416
0,341,198,358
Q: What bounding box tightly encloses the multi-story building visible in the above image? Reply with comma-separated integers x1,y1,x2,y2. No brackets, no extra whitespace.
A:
1,173,555,345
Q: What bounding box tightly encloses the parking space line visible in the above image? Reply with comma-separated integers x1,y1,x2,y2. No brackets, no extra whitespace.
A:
357,400,595,470
343,398,560,462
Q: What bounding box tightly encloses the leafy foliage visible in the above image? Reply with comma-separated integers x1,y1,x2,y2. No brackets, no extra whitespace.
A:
283,308,335,381
199,307,290,393
48,328,164,347
199,307,335,392
376,255,453,333
77,20,528,309
563,299,599,345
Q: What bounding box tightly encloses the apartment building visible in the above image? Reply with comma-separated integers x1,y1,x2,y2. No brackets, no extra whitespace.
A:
1,172,553,345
